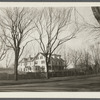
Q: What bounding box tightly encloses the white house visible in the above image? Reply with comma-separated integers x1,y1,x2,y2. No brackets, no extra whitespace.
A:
18,56,35,72
18,52,65,73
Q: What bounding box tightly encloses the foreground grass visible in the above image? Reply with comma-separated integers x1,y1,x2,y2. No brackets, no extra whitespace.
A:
0,74,100,91
0,74,99,85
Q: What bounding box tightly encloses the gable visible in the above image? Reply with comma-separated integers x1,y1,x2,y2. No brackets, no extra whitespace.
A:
34,53,45,60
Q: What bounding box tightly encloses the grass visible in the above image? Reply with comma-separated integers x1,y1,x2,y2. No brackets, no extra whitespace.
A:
0,74,100,91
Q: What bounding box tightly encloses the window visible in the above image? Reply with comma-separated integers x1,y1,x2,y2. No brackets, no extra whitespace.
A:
41,66,45,72
34,61,38,64
29,67,31,70
35,66,38,70
36,56,39,60
40,56,43,59
24,62,27,66
35,66,40,71
25,68,28,72
41,60,45,64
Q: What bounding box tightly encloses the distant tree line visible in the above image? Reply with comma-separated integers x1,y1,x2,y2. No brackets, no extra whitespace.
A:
63,43,100,75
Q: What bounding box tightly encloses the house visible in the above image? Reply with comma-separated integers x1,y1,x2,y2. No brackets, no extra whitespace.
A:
18,56,35,72
18,53,65,73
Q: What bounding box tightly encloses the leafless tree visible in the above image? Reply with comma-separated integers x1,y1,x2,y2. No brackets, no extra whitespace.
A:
63,48,71,69
91,7,100,73
68,49,92,75
90,43,100,73
75,49,93,75
0,7,36,80
34,7,82,79
0,39,8,61
6,53,12,68
82,50,91,69
70,49,82,68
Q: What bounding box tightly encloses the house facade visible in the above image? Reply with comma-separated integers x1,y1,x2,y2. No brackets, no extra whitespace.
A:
18,53,65,73
18,56,35,72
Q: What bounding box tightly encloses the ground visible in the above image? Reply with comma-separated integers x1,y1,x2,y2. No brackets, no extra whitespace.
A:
0,74,100,91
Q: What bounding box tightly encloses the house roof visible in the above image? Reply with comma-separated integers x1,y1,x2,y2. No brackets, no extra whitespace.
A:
20,52,64,63
19,57,34,63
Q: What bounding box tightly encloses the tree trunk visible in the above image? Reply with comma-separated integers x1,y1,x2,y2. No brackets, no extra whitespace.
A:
45,57,49,79
14,51,19,81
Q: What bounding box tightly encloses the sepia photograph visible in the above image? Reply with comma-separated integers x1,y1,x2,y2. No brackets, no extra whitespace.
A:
0,3,100,95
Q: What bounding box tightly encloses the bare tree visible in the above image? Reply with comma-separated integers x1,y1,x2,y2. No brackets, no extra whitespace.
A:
0,8,36,80
63,48,71,69
33,7,81,79
90,43,100,73
70,49,82,68
6,53,12,68
82,50,91,69
90,7,100,73
75,49,93,75
0,39,8,61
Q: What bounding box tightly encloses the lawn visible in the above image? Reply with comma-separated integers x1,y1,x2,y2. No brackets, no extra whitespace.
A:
0,74,100,91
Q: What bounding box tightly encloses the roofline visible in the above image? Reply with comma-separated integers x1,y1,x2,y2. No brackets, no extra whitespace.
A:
19,52,64,63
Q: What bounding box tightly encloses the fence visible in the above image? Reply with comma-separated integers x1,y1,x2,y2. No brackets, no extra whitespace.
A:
0,67,99,80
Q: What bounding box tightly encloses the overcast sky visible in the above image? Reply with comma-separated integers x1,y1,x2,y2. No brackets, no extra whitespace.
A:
65,7,99,49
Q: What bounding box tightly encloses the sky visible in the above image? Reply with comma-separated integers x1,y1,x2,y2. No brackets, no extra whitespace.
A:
0,7,100,68
64,7,99,50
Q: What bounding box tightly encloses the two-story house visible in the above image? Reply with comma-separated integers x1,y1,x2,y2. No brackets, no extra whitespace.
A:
18,52,65,73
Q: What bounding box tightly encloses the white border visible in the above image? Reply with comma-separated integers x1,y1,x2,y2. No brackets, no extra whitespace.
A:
0,2,100,98
0,92,100,98
0,2,100,7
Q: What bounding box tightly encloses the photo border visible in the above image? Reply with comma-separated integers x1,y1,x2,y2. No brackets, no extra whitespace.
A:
0,2,99,99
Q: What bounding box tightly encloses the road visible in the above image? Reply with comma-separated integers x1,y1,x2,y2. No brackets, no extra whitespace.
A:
0,75,100,91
